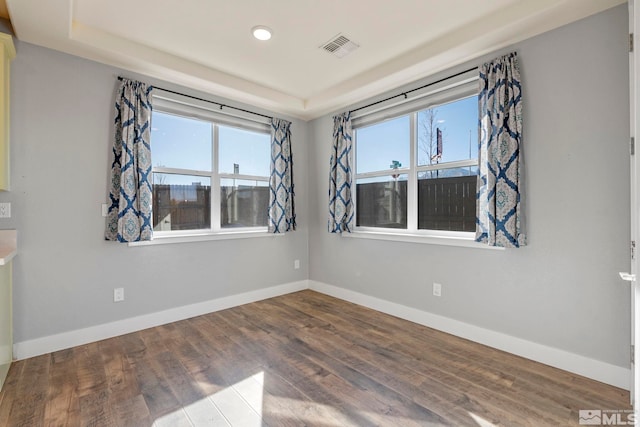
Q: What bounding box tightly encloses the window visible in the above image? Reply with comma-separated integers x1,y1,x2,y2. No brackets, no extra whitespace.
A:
353,76,478,236
150,95,271,236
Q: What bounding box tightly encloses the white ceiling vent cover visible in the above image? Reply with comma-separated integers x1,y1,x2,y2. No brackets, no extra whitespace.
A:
321,34,360,59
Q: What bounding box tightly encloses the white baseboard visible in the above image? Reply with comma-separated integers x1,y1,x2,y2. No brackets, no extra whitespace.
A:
309,280,630,390
13,280,308,361
14,278,630,391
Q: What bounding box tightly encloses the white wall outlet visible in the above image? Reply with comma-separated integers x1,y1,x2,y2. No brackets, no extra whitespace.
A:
0,202,11,218
113,287,124,302
433,282,442,297
294,259,300,270
101,203,109,217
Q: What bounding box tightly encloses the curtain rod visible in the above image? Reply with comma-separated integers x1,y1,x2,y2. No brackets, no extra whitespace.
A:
117,76,274,121
349,66,478,115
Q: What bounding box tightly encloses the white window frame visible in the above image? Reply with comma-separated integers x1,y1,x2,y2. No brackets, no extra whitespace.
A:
349,70,494,248
130,90,275,246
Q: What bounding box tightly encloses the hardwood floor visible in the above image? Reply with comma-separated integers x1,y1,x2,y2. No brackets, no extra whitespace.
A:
0,290,631,426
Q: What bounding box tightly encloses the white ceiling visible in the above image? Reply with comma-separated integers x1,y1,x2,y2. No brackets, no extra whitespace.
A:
6,0,625,120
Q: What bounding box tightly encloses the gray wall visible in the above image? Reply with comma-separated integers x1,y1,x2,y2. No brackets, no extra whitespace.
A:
0,4,631,371
308,5,631,367
0,41,309,343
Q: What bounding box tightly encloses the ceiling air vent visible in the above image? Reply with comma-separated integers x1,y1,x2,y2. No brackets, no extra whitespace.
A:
321,34,359,59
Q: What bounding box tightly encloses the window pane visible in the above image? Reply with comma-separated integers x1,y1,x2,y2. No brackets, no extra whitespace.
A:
151,111,212,171
356,175,407,229
417,96,477,166
220,178,269,228
356,115,410,174
418,167,478,232
219,126,270,177
153,173,211,231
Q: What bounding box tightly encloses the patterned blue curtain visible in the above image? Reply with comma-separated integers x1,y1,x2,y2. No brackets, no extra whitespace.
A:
269,118,296,233
328,112,354,233
476,52,526,247
105,79,154,242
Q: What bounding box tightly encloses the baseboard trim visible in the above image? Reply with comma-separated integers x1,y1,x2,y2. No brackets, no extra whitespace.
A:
13,280,309,360
14,279,630,390
308,280,630,390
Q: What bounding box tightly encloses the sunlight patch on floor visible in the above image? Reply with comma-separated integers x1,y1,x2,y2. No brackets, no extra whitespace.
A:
152,370,435,426
468,412,498,427
152,371,264,427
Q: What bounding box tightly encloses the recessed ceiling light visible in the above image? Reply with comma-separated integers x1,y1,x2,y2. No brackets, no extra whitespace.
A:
252,26,272,41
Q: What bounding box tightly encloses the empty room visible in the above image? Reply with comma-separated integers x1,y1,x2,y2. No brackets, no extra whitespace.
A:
0,0,637,425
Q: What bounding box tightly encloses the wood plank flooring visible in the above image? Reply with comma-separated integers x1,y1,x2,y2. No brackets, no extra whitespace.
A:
0,290,631,426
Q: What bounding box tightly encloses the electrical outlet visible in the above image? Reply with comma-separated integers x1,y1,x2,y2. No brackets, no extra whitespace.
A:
101,203,109,217
0,202,11,218
294,259,300,270
114,287,125,302
433,282,442,297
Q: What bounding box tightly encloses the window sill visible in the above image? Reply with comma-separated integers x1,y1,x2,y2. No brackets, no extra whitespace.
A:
128,229,282,247
341,230,504,250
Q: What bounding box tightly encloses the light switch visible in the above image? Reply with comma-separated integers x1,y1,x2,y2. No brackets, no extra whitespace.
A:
0,203,11,218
